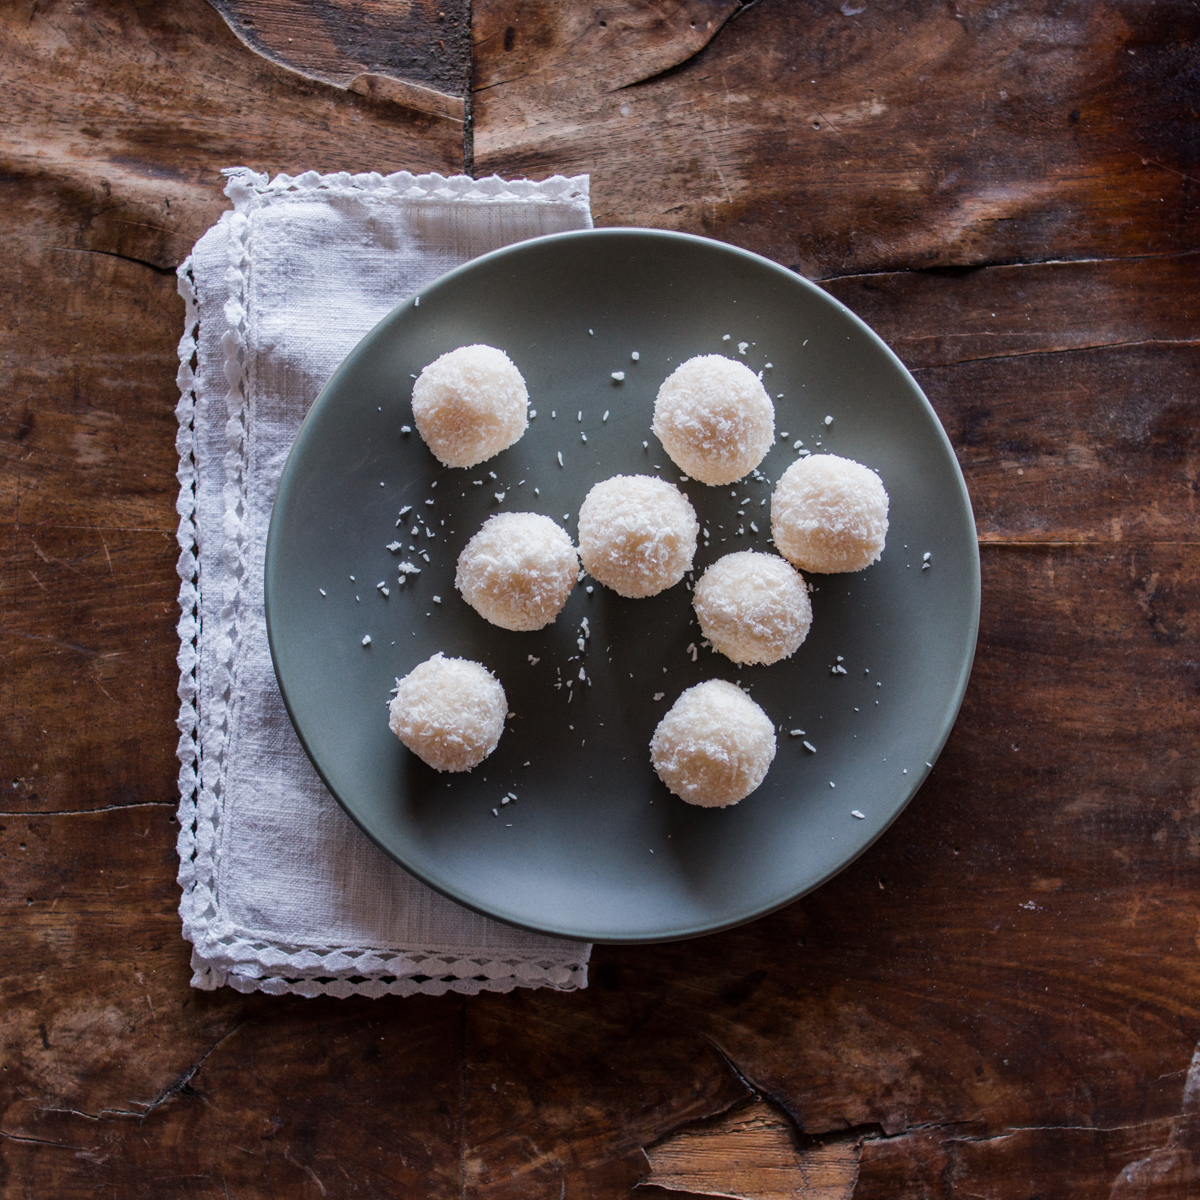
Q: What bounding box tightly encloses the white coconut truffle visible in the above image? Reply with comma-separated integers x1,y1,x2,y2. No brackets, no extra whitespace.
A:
388,652,506,773
456,512,578,631
650,680,777,808
652,354,775,485
771,453,889,573
693,551,813,666
578,475,699,599
411,344,528,468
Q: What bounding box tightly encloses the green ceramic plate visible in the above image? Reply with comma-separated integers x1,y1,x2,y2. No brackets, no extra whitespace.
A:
265,228,979,944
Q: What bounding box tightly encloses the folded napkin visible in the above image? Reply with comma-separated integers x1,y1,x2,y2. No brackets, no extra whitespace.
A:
174,168,594,997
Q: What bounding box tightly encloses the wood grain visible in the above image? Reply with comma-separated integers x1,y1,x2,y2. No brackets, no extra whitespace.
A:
0,0,462,822
644,1100,860,1200
6,546,1197,1195
1,0,461,275
474,0,1200,276
207,0,471,101
4,0,1200,1196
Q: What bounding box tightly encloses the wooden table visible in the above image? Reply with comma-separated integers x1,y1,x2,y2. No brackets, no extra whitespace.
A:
3,1,1198,1195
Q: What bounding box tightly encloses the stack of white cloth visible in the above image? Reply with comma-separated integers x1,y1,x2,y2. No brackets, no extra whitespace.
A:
173,168,594,997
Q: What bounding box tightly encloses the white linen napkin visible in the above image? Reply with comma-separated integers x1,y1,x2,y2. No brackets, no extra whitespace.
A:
173,168,594,997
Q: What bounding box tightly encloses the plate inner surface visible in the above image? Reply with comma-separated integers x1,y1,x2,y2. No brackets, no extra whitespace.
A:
266,229,980,943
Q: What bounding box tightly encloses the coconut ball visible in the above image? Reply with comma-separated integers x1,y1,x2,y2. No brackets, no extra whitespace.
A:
652,354,775,485
456,512,578,631
693,551,813,666
411,344,528,468
771,453,889,573
577,475,699,599
650,680,777,808
388,652,506,773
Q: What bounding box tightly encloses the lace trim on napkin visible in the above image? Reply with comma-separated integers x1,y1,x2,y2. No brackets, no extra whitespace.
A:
221,166,592,212
173,173,592,998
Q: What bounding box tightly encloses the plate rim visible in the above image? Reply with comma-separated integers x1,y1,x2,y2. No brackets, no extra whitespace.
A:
265,226,981,944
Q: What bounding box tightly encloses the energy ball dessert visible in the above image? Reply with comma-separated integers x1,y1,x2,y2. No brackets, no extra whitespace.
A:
411,344,528,468
456,512,578,632
693,551,812,666
652,354,775,485
650,679,777,808
578,475,699,599
771,453,889,573
388,652,507,773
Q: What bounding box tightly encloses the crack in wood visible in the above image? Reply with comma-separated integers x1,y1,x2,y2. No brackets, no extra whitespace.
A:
48,246,176,276
613,2,744,93
912,337,1200,372
978,540,1200,547
34,1105,144,1122
0,802,174,817
815,247,1200,286
203,0,468,118
644,1040,1200,1198
0,1128,96,1152
133,1023,246,1120
642,1099,865,1200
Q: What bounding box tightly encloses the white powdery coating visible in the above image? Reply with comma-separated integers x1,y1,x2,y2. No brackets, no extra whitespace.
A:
577,475,699,598
650,680,777,808
771,453,889,573
411,345,528,468
652,354,775,485
456,512,578,631
693,551,813,665
388,652,506,773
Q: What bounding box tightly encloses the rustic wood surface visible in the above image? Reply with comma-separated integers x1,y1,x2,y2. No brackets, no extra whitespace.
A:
2,0,1198,1196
